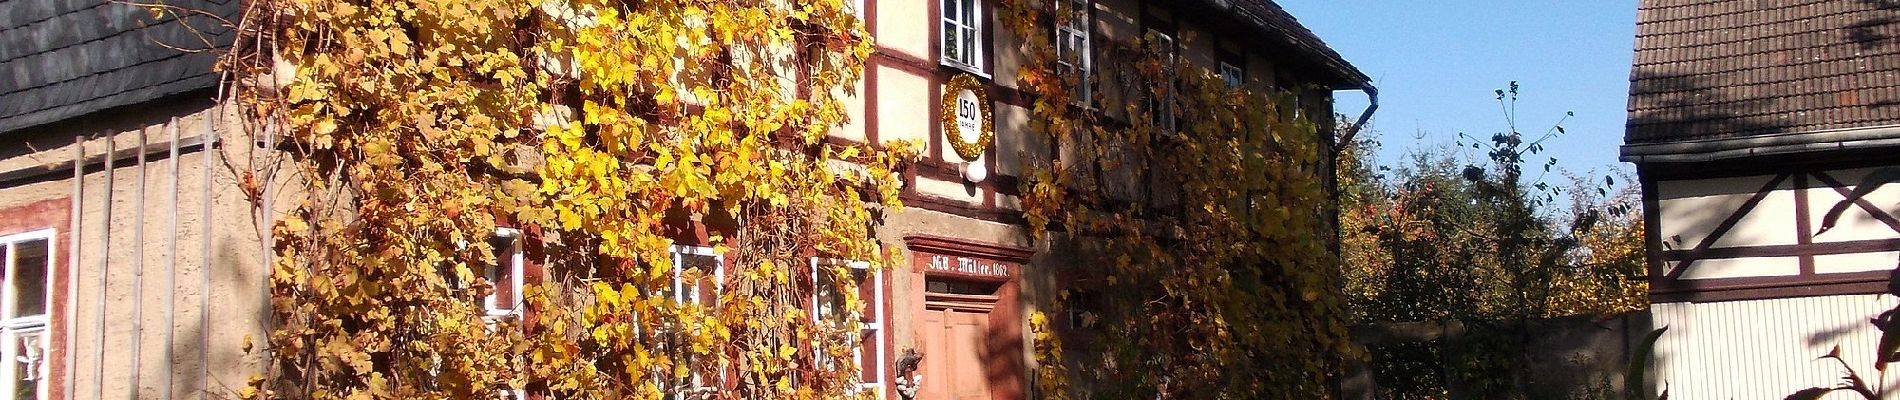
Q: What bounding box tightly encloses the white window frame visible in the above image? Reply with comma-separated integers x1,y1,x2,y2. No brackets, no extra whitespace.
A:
664,245,723,400
484,228,525,319
1055,0,1091,103
1148,29,1177,132
479,230,527,396
1221,62,1245,89
669,245,724,306
941,0,986,74
810,258,885,398
0,229,54,400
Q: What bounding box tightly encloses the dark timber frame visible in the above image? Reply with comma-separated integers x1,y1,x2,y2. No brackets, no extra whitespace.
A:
1647,166,1900,303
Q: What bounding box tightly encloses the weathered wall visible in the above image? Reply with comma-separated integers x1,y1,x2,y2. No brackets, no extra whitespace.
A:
0,95,281,399
1342,312,1654,400
873,206,1038,388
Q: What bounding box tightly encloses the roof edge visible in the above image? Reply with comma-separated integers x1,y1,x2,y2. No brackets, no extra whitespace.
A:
1193,0,1371,89
1621,124,1900,164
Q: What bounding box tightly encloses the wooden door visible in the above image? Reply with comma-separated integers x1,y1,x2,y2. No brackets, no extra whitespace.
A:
921,307,990,400
921,287,1000,400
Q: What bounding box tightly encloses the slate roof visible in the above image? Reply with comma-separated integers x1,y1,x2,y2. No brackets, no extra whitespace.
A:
0,0,238,135
1626,0,1900,145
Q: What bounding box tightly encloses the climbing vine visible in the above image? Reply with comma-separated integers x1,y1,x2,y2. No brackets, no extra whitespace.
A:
999,1,1354,398
225,0,917,398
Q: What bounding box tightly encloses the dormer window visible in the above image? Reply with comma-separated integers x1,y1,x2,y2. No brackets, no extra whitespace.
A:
942,0,985,73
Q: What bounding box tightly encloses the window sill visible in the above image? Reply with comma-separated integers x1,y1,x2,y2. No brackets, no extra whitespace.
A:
939,61,992,81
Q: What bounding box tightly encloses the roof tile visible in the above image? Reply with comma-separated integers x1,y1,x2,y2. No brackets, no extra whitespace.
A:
1626,1,1900,144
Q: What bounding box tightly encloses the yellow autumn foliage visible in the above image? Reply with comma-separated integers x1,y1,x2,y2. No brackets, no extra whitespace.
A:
999,0,1353,398
228,0,915,398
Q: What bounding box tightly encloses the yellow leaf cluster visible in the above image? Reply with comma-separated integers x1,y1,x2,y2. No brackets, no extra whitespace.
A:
235,0,903,398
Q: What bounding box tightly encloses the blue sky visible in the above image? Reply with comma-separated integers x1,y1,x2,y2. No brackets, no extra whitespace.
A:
1278,0,1639,178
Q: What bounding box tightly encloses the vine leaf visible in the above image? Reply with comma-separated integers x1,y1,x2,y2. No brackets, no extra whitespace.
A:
1879,317,1900,371
1816,167,1900,236
1783,387,1836,400
1627,326,1668,400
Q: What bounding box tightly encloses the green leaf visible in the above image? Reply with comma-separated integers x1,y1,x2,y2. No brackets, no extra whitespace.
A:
1627,326,1668,400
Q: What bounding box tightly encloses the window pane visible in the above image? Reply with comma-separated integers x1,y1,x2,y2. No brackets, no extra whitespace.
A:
942,0,957,21
816,269,841,321
679,253,719,307
854,270,876,323
962,26,976,65
961,0,976,31
9,240,47,319
10,330,42,400
485,235,517,312
943,22,959,63
1067,0,1087,30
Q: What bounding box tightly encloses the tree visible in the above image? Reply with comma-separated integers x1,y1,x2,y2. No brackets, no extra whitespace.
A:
1337,83,1646,399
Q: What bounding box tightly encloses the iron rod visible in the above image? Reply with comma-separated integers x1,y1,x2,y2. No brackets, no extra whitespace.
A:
93,133,113,400
198,108,217,400
129,126,148,398
64,136,82,400
162,117,180,400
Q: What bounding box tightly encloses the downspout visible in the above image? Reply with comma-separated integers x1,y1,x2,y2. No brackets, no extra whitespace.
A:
1335,85,1377,238
1336,86,1379,153
1330,85,1377,250
1328,85,1377,400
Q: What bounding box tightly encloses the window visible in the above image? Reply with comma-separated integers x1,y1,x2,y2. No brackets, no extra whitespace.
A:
443,229,526,395
1055,0,1091,102
811,258,885,397
941,0,984,72
484,229,524,318
1064,290,1096,330
667,245,723,308
0,230,52,400
662,245,722,399
1147,29,1177,132
1221,62,1245,89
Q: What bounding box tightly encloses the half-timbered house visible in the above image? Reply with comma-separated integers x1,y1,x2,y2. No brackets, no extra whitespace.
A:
1623,1,1900,398
0,0,1368,399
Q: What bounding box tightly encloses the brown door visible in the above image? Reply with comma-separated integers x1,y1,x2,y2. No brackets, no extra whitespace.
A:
920,282,1003,400
921,307,991,399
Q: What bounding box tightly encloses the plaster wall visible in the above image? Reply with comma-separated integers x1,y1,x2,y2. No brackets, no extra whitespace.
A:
873,207,1039,383
0,98,282,400
1656,169,1900,279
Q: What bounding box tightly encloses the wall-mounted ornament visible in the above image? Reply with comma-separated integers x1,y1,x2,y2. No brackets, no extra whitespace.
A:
961,154,988,183
940,73,994,163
